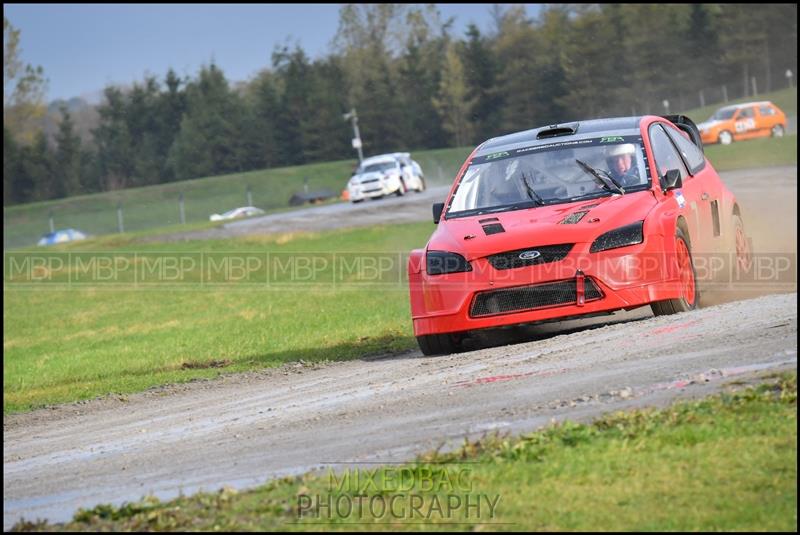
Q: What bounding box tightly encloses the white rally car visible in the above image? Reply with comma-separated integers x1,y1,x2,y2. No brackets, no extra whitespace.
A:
347,153,426,203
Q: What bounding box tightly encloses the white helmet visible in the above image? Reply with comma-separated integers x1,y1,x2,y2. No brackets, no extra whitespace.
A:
605,143,636,158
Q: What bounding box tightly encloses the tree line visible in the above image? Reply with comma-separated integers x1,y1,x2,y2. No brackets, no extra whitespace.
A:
4,4,797,205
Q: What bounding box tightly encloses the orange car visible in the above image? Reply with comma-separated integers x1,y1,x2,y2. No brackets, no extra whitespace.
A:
697,101,787,145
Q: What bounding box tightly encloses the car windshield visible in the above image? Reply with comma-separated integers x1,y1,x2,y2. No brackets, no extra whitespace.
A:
361,162,396,174
710,107,737,121
446,136,650,218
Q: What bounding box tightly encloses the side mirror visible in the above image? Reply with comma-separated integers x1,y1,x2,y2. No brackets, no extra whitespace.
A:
432,202,444,224
664,169,682,191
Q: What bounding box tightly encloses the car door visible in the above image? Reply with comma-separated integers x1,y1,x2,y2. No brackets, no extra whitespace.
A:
758,103,780,136
733,106,758,140
648,123,712,253
663,123,727,255
399,157,418,190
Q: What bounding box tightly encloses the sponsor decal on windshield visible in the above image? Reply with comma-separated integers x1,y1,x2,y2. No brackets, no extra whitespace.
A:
472,135,643,165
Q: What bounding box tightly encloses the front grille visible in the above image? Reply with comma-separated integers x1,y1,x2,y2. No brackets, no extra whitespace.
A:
470,278,602,317
487,244,573,270
361,178,380,184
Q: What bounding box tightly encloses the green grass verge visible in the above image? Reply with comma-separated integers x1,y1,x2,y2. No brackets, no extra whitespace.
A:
705,133,797,171
13,373,796,532
3,222,435,413
2,146,473,250
681,86,797,124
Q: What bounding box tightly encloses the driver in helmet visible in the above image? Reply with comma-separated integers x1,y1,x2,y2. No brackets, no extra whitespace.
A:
605,143,641,187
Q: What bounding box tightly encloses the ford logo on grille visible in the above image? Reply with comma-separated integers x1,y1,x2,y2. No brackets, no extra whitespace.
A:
518,250,541,260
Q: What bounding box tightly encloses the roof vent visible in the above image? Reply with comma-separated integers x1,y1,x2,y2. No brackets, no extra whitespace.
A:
536,123,578,140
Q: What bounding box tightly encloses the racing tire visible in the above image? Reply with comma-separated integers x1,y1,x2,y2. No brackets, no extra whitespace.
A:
416,333,462,356
417,175,427,192
771,124,785,138
718,130,733,145
351,199,364,204
731,213,752,276
651,227,699,316
395,180,406,197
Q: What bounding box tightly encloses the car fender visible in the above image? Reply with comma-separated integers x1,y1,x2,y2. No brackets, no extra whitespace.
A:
407,249,427,318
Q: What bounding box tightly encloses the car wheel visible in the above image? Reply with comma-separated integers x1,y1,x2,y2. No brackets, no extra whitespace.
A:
651,227,699,315
771,124,785,138
718,130,733,145
416,333,463,356
417,175,426,192
732,214,752,275
395,179,406,196
351,199,363,204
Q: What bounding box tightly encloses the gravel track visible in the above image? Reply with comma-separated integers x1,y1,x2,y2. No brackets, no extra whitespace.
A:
4,165,797,528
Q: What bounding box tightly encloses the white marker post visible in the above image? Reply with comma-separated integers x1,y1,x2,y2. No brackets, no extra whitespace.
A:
117,201,124,234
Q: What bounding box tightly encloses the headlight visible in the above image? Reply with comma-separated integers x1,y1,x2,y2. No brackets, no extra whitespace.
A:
590,221,644,253
426,250,472,275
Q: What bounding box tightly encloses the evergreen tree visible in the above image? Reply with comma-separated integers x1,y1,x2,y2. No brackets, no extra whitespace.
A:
4,126,18,204
167,64,245,179
25,131,54,200
461,24,501,141
93,86,135,190
432,43,476,147
55,105,82,195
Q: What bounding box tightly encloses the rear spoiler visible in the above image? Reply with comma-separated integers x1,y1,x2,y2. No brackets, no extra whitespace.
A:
661,115,704,153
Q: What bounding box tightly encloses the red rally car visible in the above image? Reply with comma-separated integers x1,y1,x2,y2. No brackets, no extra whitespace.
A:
407,115,751,355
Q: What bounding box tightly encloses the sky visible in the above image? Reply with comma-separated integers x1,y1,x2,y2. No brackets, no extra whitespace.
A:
5,3,542,103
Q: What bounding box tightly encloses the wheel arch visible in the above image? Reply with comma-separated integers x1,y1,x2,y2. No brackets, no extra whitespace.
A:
675,215,691,246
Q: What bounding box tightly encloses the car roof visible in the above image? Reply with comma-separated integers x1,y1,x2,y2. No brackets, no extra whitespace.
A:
361,155,398,165
477,116,643,156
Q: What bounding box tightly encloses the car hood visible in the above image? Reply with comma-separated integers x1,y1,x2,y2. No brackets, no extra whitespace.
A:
354,171,387,183
429,191,659,261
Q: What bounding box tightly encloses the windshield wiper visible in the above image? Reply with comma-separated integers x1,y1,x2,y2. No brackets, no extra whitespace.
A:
519,172,545,206
575,159,625,195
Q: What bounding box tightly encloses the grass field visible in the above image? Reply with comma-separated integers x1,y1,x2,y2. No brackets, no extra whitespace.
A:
705,133,797,171
2,146,473,250
14,373,796,531
3,223,436,413
4,127,798,413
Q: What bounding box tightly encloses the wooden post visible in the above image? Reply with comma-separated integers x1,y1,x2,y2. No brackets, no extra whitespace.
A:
48,210,55,233
179,192,185,225
246,185,253,207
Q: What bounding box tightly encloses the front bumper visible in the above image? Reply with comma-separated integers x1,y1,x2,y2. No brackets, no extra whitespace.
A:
408,235,686,336
348,176,402,201
699,131,718,145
